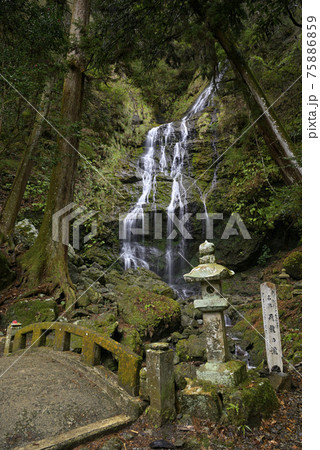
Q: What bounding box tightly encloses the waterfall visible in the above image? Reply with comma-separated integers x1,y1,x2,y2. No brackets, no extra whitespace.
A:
121,79,217,280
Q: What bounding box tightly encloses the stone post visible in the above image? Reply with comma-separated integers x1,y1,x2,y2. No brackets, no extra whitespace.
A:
260,282,283,373
146,343,176,425
4,321,22,356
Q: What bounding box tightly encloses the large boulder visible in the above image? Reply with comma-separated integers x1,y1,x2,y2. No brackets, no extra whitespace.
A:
90,267,181,339
116,284,180,339
119,267,177,299
224,376,279,427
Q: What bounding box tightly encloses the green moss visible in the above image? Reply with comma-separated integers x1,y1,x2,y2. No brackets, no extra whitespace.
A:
177,373,278,427
120,327,143,355
283,250,302,280
169,72,208,120
77,287,103,307
78,313,118,338
232,310,266,367
224,376,279,426
116,284,180,338
5,298,58,326
277,284,293,301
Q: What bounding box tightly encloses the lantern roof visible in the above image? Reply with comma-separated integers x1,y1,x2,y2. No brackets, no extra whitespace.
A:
184,241,235,282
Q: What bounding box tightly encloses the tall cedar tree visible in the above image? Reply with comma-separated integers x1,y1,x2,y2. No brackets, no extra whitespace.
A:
21,0,91,307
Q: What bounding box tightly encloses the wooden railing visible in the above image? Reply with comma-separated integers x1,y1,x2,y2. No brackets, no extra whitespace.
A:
10,322,142,396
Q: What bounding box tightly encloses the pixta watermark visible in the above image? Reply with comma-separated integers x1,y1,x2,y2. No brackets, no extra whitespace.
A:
52,203,98,250
52,205,251,250
119,211,251,240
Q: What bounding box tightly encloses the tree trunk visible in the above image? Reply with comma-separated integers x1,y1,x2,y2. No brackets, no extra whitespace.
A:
20,0,90,308
0,77,55,243
214,28,302,185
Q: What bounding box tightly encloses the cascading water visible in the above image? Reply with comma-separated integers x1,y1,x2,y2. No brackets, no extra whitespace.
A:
121,79,217,285
122,127,159,270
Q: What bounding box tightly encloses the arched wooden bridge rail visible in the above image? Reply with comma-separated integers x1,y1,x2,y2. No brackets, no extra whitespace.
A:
10,322,142,396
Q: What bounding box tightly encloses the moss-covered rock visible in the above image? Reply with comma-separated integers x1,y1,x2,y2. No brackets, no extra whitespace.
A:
177,373,278,427
81,265,106,285
81,245,120,268
76,287,103,307
90,267,181,339
116,284,180,339
5,298,58,326
181,303,200,328
283,250,302,280
0,251,15,291
224,376,279,426
78,313,119,338
171,331,184,344
277,284,293,301
176,334,206,362
119,267,177,300
177,378,222,421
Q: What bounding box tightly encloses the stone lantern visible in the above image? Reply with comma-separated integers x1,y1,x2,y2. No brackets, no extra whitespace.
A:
184,241,247,386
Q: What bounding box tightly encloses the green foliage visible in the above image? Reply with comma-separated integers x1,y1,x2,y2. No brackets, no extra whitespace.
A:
127,55,197,119
226,401,240,415
0,0,67,147
238,424,252,436
23,178,50,212
257,245,272,267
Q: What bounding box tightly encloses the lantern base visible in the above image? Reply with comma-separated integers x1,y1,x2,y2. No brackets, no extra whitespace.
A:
196,360,247,387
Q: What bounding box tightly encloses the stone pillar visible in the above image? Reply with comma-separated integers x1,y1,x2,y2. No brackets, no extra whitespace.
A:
194,296,230,363
146,343,176,426
203,310,229,362
4,321,22,356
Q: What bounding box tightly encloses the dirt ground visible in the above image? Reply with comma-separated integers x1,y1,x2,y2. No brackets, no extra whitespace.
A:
75,373,302,449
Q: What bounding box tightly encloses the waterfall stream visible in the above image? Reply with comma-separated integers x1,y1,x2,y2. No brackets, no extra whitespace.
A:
121,79,217,286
